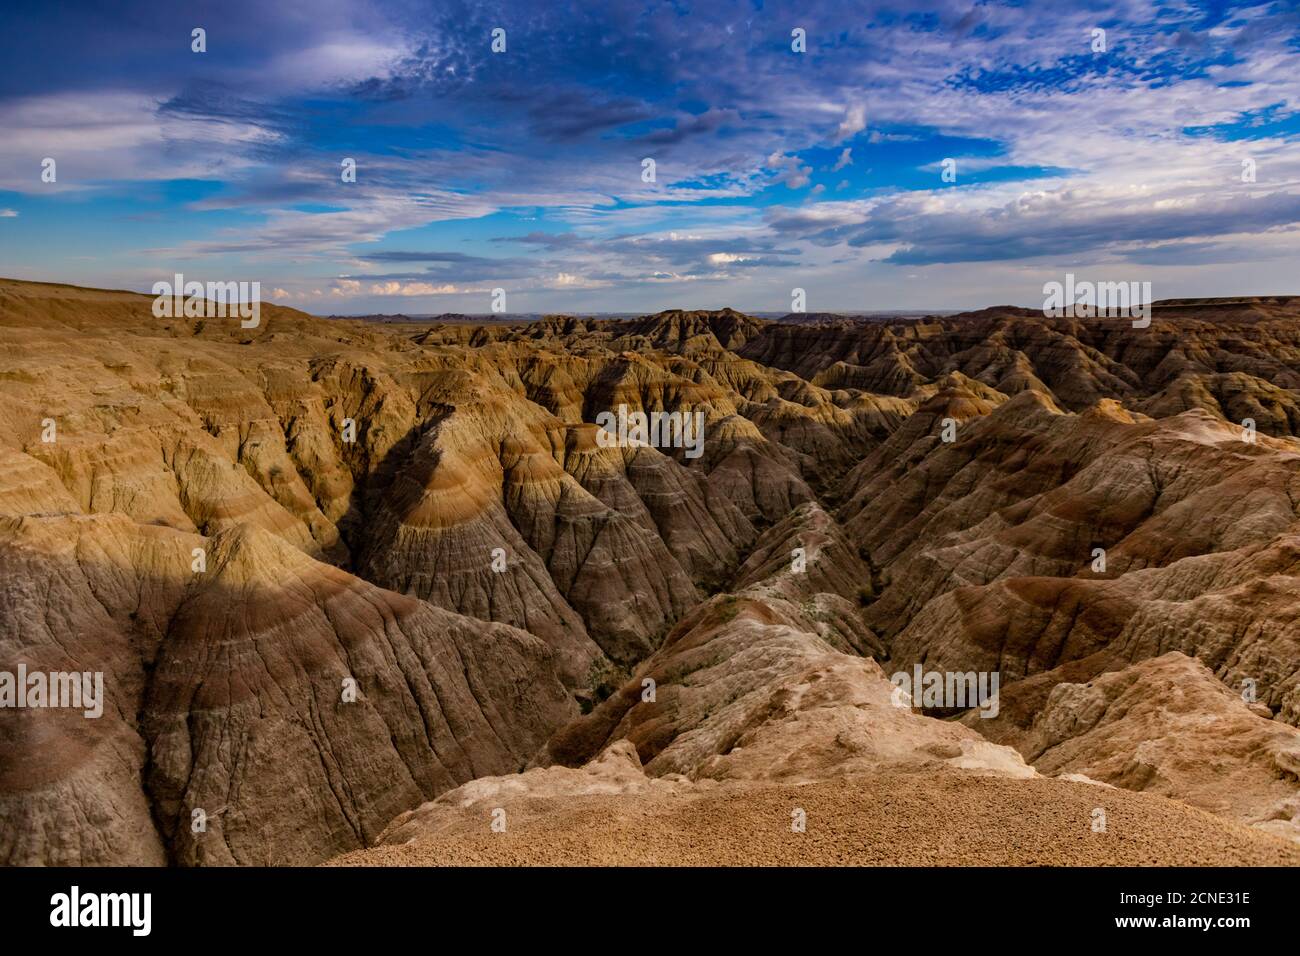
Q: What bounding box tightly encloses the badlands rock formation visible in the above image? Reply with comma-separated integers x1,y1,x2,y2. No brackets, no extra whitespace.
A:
0,513,574,866
1,278,1298,866
968,652,1300,842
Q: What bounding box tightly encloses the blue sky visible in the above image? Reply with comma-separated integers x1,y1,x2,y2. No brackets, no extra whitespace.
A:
1,0,1298,313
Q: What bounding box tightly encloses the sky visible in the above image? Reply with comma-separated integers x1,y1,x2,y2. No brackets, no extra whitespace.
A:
0,0,1298,314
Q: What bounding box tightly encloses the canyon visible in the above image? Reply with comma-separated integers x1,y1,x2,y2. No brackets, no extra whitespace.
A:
1,277,1298,866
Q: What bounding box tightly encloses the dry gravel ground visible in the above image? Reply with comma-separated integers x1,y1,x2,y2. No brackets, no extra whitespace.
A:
327,770,1300,867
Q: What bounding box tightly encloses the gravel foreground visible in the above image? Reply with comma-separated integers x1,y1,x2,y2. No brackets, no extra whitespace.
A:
326,771,1300,867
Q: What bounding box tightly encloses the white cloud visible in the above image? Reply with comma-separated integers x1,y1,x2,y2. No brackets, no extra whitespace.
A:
833,104,866,144
765,151,812,190
0,92,278,194
370,281,462,295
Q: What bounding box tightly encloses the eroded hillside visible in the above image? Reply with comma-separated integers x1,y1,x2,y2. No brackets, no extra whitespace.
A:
2,278,1298,866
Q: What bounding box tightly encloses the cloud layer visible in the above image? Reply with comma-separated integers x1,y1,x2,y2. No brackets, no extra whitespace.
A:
1,0,1298,312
